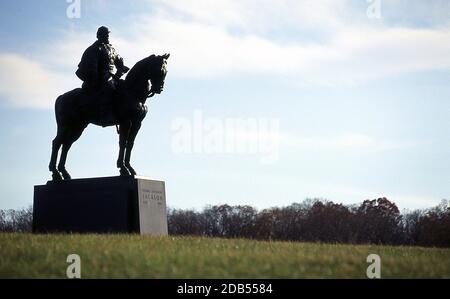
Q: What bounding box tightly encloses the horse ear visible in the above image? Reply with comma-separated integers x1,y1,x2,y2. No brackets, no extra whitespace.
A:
163,53,170,59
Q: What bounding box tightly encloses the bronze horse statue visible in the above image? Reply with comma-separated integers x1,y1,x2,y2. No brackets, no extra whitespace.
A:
49,54,169,181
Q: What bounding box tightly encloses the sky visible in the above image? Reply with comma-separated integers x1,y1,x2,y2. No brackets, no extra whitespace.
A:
0,0,449,212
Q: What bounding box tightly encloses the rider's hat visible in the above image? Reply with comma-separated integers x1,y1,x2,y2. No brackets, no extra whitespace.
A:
97,26,110,39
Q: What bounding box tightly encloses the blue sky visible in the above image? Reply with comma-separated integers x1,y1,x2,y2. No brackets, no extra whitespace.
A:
0,0,449,211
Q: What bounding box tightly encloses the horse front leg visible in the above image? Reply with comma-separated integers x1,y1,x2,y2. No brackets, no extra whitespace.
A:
124,121,142,176
117,121,132,176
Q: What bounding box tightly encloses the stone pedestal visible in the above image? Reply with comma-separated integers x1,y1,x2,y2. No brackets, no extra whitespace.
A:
33,176,168,235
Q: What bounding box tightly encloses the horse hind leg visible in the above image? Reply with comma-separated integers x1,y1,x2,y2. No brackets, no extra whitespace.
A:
57,125,86,180
57,142,72,180
49,131,64,181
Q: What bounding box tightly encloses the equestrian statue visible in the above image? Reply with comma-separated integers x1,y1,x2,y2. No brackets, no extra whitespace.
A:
48,26,169,181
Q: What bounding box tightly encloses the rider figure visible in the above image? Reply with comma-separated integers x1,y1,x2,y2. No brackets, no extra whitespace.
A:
76,26,130,122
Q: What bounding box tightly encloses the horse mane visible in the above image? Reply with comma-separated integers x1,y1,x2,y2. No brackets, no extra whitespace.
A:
125,55,157,85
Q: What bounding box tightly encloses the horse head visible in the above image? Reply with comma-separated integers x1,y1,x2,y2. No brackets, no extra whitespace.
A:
125,53,170,101
148,53,170,97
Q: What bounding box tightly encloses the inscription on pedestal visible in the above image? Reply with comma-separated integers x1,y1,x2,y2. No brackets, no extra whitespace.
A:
137,178,168,235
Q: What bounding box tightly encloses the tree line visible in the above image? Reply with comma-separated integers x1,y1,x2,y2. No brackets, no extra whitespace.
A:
1,198,449,247
167,198,449,247
0,206,33,233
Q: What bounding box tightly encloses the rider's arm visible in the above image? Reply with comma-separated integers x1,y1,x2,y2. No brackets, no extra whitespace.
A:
114,55,130,78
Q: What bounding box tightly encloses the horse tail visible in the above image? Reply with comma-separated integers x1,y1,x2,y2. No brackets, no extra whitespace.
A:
54,88,81,126
54,95,64,126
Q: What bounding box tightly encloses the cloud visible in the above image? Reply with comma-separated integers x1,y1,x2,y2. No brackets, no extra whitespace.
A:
115,0,450,85
392,194,444,211
2,0,450,108
39,31,93,70
281,132,413,152
285,178,443,211
150,0,350,33
0,54,76,109
381,0,450,28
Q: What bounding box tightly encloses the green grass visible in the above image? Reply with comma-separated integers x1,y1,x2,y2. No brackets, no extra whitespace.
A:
0,233,449,278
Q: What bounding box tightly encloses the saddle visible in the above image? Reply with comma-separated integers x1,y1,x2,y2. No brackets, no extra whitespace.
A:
78,80,125,127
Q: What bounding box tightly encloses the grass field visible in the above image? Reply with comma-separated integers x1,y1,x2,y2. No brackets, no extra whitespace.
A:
0,233,449,278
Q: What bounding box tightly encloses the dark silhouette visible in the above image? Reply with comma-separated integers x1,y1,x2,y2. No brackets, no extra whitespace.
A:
76,26,130,92
49,49,169,180
76,26,130,123
33,176,167,234
166,198,450,248
3,198,449,247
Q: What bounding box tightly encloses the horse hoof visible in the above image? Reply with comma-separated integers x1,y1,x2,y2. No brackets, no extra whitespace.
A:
125,164,137,176
120,167,132,177
52,171,63,181
58,168,72,180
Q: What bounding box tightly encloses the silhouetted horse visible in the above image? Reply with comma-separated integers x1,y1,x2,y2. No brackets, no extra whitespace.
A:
49,54,169,181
